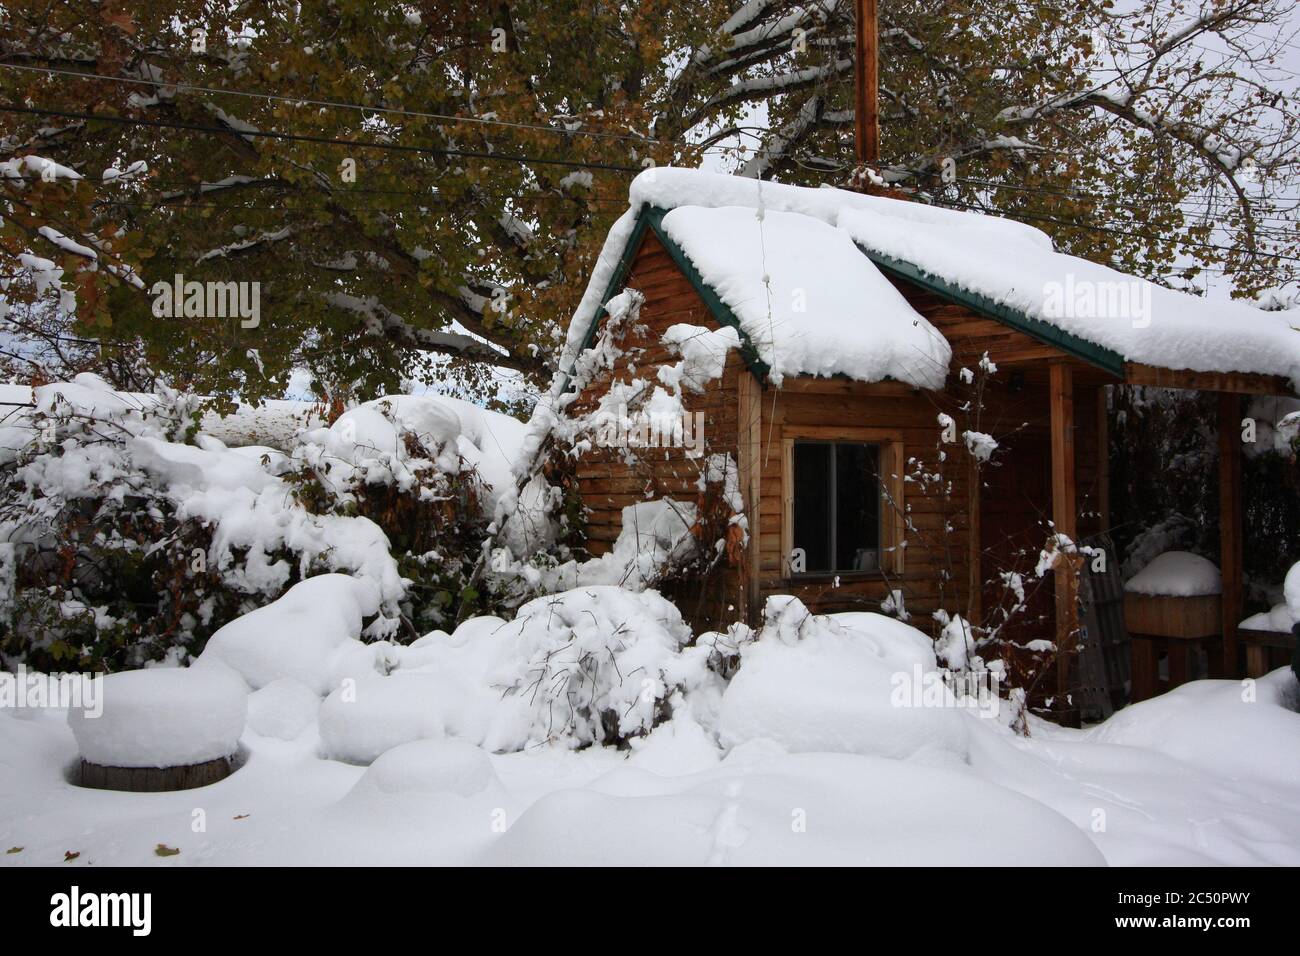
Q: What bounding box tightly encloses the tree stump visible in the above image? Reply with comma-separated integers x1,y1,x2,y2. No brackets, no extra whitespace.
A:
78,755,235,792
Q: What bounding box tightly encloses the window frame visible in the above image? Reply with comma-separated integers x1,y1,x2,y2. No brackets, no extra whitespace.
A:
781,426,905,580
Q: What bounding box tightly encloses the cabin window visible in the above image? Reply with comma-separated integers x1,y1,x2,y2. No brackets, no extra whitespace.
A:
791,440,882,574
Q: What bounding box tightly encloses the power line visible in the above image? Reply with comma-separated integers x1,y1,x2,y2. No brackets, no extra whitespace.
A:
951,176,1300,227
1,172,634,205
933,195,1300,264
0,174,637,208
0,62,667,147
947,178,1300,239
0,103,646,174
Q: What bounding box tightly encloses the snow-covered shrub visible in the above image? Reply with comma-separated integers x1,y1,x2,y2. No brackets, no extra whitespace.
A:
197,573,398,694
0,375,404,671
487,586,710,748
286,396,496,629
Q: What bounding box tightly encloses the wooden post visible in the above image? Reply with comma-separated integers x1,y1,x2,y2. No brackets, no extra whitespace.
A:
1097,386,1110,534
854,0,879,166
967,438,982,624
738,370,764,622
1050,363,1079,720
1218,393,1243,678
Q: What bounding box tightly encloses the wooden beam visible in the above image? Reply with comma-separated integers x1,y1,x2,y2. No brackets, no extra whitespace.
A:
738,369,764,623
967,442,982,623
1097,386,1110,534
779,377,918,397
1218,393,1244,677
854,0,879,166
780,437,795,578
1050,363,1080,722
1125,362,1295,397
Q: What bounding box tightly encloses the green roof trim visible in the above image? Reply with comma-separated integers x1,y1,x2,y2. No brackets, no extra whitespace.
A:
570,204,771,390
860,247,1127,377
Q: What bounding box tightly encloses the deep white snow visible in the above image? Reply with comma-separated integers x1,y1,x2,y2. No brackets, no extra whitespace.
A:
6,583,1298,867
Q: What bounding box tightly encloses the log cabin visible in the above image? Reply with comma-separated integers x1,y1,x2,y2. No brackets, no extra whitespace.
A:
550,168,1300,722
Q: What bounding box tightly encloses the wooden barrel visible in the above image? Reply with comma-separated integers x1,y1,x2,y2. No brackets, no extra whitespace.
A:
78,755,235,792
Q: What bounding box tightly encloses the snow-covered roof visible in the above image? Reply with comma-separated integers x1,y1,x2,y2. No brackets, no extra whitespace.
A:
563,168,1300,391
658,205,950,386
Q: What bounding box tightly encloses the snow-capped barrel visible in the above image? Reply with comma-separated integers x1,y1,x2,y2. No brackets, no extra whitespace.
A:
68,666,247,792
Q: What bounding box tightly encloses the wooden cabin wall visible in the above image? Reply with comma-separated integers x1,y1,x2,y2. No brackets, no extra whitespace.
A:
746,277,1114,642
752,380,1104,636
568,231,747,631
568,255,1114,642
754,381,970,633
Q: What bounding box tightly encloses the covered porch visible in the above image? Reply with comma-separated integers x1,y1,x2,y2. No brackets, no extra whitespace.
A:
1033,359,1297,722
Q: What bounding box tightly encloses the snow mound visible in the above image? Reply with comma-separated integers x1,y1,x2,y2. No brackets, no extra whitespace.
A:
1240,603,1299,632
1124,550,1222,597
1087,668,1300,790
198,574,390,695
718,597,968,761
350,738,502,798
245,678,321,740
318,672,500,765
487,749,1103,866
68,667,246,768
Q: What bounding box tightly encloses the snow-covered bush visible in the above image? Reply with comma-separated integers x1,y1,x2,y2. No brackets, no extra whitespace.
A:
0,376,251,670
487,586,711,749
0,373,564,672
286,396,499,629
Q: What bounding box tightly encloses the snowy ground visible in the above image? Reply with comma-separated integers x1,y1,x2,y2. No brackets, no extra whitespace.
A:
2,634,1296,867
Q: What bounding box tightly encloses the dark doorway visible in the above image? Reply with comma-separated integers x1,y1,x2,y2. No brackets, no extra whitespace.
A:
980,432,1056,679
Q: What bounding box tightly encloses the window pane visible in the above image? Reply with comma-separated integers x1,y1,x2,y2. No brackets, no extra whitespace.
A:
793,442,832,572
835,443,880,571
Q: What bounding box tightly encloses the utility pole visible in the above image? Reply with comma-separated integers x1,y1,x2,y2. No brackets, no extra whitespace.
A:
854,0,879,168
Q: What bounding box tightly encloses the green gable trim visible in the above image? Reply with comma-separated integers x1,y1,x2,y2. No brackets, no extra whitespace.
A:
860,247,1126,377
569,204,771,390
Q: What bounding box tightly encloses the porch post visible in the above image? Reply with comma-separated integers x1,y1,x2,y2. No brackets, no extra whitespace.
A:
1097,387,1110,534
1218,393,1243,677
1050,363,1079,718
737,369,764,623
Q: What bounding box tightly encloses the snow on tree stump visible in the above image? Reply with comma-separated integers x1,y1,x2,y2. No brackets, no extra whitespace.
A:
68,666,247,793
